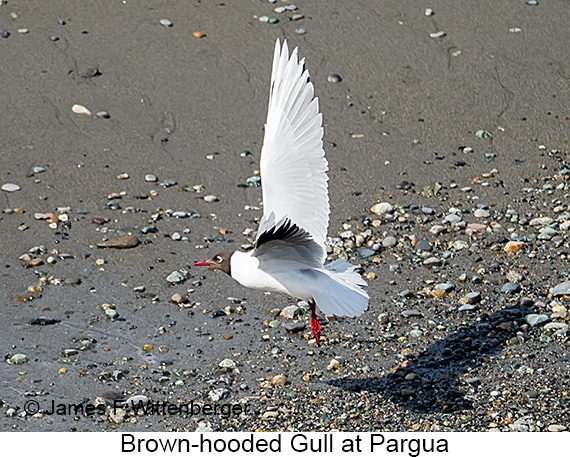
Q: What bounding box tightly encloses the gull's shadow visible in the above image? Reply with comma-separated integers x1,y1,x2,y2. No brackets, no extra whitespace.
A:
326,305,532,413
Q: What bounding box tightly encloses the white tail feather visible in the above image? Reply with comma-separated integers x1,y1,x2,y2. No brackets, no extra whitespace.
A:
311,260,369,317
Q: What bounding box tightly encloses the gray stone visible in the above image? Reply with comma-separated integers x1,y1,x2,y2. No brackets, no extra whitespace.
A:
195,422,214,432
423,257,442,267
444,214,462,224
550,281,570,296
474,209,490,218
279,305,299,320
209,388,230,402
543,322,568,331
435,283,455,292
415,240,432,252
166,271,185,284
464,292,481,303
357,247,375,257
525,314,550,327
458,304,475,311
218,358,236,369
538,227,557,240
401,309,422,318
1,183,20,192
382,236,397,248
501,282,521,294
8,353,28,364
370,202,393,216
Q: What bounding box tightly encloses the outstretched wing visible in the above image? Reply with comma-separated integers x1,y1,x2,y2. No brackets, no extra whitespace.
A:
258,39,329,254
253,212,325,268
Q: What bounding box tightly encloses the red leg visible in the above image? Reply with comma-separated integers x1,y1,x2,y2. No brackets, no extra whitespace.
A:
309,299,321,345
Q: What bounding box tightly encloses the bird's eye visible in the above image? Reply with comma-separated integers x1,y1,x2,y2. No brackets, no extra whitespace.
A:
214,255,222,263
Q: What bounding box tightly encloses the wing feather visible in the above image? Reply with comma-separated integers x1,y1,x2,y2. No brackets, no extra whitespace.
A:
258,39,329,256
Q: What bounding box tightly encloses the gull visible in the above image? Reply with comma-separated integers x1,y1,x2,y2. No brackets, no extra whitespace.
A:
195,39,369,344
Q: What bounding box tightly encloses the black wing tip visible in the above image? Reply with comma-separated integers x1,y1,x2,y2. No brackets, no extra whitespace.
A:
256,218,308,249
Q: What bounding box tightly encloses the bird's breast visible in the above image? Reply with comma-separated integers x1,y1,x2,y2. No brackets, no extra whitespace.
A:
230,251,291,295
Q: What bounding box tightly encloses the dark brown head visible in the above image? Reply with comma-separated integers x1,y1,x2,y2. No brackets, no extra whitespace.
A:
194,251,233,275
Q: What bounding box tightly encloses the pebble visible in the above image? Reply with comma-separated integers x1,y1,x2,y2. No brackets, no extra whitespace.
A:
501,282,521,294
246,176,261,187
170,293,185,305
0,28,10,38
96,111,110,119
203,195,219,203
145,174,158,182
209,388,230,402
458,304,475,312
166,271,185,284
538,227,557,240
96,234,139,249
271,374,287,386
160,179,177,188
370,202,393,215
295,28,306,35
192,31,206,38
327,74,343,83
506,270,524,283
72,104,91,115
547,424,567,432
284,322,305,333
125,395,150,408
544,322,568,332
462,292,481,304
382,236,397,248
435,283,455,292
551,281,570,296
8,354,28,365
425,8,434,16
280,305,299,319
429,31,446,39
529,217,553,227
429,225,445,235
219,358,236,370
105,308,119,319
452,240,469,250
423,257,442,267
444,214,462,224
401,309,422,318
195,422,213,432
82,67,101,78
474,209,490,218
160,19,173,27
415,239,432,252
504,241,526,253
525,314,550,327
1,183,20,192
475,129,491,139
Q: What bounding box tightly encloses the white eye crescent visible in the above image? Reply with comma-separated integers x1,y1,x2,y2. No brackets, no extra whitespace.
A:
214,255,223,263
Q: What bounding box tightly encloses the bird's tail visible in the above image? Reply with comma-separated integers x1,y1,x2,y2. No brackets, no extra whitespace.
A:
311,259,369,317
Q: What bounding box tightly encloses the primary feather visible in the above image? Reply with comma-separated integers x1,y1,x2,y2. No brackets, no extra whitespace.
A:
259,39,330,255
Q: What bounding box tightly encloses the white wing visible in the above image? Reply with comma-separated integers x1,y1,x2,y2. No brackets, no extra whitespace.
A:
258,39,329,252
